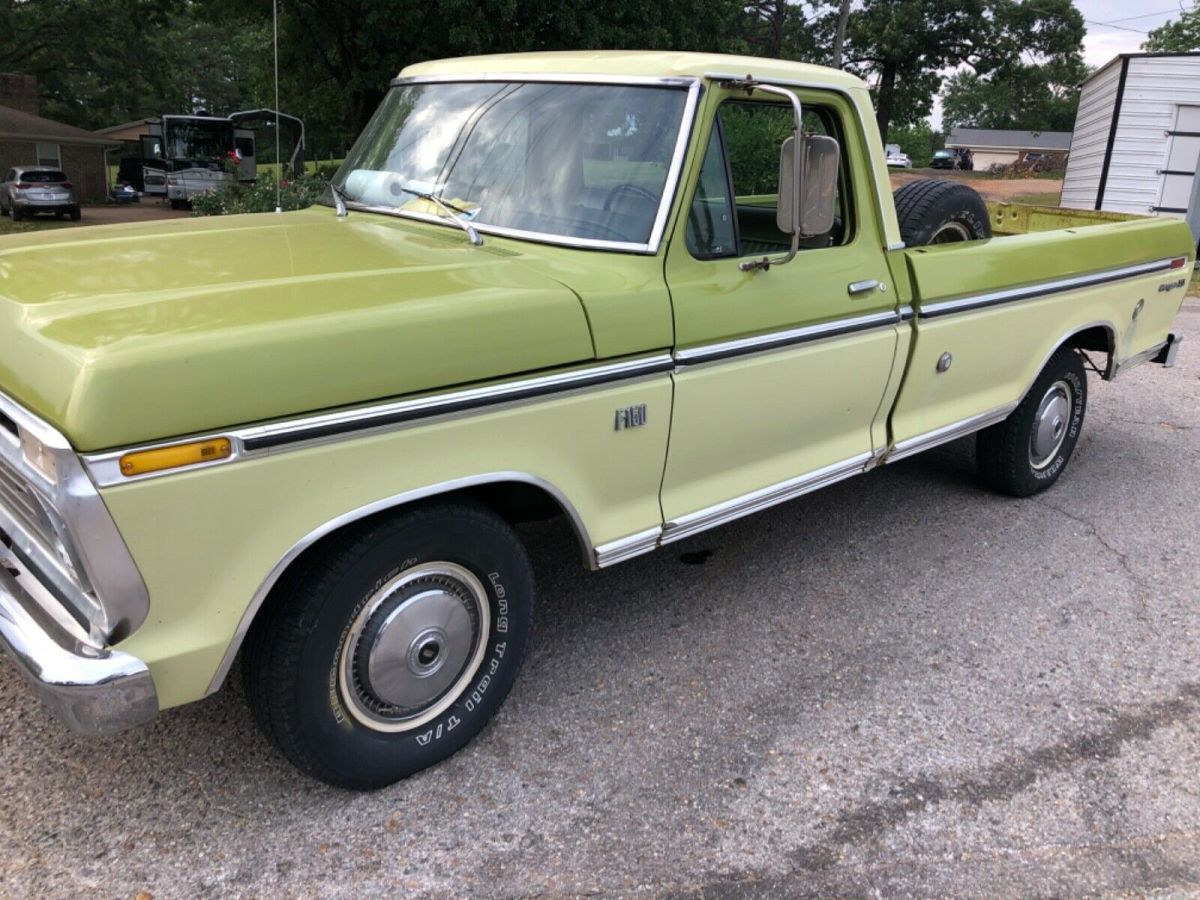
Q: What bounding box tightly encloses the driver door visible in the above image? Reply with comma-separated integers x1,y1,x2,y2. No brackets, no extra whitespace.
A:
660,86,901,538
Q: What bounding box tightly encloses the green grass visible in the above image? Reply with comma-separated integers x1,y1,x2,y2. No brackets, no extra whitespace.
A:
0,216,76,235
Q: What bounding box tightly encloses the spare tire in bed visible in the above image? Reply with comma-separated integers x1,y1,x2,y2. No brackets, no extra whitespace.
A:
893,178,991,246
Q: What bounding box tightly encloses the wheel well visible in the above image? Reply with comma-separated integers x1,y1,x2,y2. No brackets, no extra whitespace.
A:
1067,325,1115,377
279,479,593,584
208,476,593,696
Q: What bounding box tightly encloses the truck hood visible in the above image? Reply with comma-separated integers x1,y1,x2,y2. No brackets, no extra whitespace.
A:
0,208,596,450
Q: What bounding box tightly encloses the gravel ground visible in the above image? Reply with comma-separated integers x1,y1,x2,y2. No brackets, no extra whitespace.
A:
888,171,1064,202
1,300,1198,899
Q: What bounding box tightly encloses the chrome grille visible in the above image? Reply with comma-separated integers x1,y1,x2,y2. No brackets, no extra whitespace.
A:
0,454,51,542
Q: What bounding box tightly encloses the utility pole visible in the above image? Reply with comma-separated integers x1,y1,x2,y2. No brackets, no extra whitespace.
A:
831,0,851,68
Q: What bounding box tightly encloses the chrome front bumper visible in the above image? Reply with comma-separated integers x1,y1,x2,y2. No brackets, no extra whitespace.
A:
13,197,75,208
0,553,157,735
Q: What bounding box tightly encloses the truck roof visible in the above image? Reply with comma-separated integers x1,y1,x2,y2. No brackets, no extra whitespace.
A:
400,50,868,91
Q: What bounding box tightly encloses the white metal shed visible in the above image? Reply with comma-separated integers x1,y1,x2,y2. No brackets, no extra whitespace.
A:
1061,52,1200,244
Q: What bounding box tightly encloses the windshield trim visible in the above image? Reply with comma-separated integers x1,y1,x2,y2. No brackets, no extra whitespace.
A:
341,75,702,255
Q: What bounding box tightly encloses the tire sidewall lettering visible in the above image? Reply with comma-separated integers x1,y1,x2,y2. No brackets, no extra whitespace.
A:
1029,365,1086,483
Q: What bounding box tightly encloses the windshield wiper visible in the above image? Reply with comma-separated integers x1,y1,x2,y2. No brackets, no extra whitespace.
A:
328,181,349,217
395,186,482,246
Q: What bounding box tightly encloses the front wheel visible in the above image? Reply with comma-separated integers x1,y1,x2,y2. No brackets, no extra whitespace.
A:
243,500,534,789
977,346,1087,497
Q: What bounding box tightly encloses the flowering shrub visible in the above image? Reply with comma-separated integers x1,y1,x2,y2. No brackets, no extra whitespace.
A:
190,173,330,216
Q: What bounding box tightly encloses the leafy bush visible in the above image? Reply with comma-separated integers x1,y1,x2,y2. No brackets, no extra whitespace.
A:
191,173,330,216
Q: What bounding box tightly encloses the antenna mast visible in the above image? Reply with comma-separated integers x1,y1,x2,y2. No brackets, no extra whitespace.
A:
273,0,282,213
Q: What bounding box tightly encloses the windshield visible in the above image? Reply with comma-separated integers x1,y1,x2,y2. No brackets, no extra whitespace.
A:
22,170,66,183
332,81,690,246
934,150,954,157
164,118,236,164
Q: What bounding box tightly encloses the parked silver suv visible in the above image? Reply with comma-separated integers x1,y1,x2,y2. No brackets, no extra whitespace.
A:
0,166,81,221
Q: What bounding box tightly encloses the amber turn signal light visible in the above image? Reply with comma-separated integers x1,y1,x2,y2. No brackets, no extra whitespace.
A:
119,438,232,477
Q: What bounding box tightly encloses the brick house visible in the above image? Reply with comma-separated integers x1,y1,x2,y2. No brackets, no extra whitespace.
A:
0,74,117,201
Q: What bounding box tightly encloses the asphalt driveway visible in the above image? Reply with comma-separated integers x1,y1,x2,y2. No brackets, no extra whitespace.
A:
1,300,1198,898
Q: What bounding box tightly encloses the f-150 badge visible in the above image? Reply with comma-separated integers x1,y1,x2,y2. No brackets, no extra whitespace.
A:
614,404,647,430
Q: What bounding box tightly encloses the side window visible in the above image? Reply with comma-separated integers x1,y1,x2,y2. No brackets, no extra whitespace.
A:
685,123,737,259
687,98,851,260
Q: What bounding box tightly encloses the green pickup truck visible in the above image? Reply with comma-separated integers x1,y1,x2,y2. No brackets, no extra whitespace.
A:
0,52,1194,788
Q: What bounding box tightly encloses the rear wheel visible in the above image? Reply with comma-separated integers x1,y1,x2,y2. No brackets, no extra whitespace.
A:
977,346,1087,497
893,178,990,246
68,206,81,221
243,500,534,789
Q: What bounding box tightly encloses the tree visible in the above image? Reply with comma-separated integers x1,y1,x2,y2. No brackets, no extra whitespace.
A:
741,0,823,60
888,119,941,167
827,0,1085,141
941,55,1089,132
0,0,270,130
197,0,754,161
1143,2,1200,53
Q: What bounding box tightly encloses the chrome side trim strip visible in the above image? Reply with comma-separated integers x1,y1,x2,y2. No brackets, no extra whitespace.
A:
673,311,899,366
205,471,596,695
899,305,915,322
237,354,674,453
661,452,873,544
594,526,662,568
85,353,675,486
886,403,1017,464
918,258,1177,319
362,76,701,256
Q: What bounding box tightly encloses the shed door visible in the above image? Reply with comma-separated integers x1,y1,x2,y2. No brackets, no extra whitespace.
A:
1157,105,1200,217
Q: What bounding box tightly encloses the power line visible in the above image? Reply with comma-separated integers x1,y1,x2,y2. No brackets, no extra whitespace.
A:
1084,19,1152,34
1100,6,1195,23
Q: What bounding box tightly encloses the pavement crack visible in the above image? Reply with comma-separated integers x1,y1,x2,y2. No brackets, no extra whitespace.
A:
783,683,1200,873
1030,497,1158,634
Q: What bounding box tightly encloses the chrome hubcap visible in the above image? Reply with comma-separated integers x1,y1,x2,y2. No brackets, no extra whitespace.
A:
338,562,489,732
1030,380,1072,469
929,220,973,244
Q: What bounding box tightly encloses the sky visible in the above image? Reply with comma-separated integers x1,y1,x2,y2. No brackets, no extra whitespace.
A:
1077,0,1185,66
929,0,1191,129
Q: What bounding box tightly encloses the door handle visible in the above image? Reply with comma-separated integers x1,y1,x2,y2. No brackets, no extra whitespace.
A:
848,279,883,295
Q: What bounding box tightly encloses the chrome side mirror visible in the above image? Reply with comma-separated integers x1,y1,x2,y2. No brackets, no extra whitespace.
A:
798,134,840,237
778,134,840,237
776,136,800,235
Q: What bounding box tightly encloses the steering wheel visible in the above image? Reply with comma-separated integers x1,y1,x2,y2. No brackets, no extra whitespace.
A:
602,182,659,212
